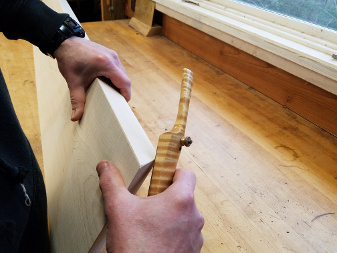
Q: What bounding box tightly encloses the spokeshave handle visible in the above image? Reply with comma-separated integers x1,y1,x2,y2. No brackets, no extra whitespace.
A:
148,68,193,196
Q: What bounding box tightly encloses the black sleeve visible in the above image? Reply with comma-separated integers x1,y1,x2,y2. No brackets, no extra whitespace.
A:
0,0,68,52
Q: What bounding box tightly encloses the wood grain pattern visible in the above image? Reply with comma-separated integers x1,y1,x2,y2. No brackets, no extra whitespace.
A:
161,15,337,138
129,17,162,37
148,68,193,196
33,1,155,252
3,18,337,253
128,0,161,37
100,0,110,21
34,54,155,252
134,0,155,27
112,0,126,20
125,0,135,18
83,20,337,252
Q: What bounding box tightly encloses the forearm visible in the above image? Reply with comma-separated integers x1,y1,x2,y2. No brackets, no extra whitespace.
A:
0,0,67,51
1,0,131,120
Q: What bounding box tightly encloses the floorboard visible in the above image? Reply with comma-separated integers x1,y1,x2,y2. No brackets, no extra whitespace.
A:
1,19,337,252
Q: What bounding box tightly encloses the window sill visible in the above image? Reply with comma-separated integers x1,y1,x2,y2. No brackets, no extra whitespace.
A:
154,0,337,95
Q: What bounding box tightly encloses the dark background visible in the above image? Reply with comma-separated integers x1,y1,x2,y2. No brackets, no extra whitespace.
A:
68,0,102,22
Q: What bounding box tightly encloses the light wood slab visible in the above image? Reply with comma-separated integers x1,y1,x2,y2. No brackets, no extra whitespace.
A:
33,1,155,252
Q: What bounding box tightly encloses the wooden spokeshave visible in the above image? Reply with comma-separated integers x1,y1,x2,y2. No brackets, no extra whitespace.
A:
148,68,194,196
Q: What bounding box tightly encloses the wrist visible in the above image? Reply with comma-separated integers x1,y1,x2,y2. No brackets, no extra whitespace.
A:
40,16,85,58
54,36,80,60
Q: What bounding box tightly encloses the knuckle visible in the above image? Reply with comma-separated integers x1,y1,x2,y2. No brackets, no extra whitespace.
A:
175,191,195,209
95,53,111,66
102,54,111,65
95,51,123,74
110,50,119,60
99,50,119,63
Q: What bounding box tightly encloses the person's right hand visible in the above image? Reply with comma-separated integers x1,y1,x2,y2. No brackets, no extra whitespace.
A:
96,160,204,253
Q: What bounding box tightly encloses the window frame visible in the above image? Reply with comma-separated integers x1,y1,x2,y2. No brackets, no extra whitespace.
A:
208,0,337,42
154,0,337,95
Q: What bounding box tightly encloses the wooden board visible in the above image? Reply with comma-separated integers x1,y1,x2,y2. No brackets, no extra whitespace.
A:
112,0,126,20
129,0,162,37
102,0,126,20
100,0,110,21
33,1,155,252
134,0,155,27
125,0,135,18
129,17,162,36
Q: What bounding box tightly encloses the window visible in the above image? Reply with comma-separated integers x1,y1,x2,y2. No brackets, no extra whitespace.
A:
232,0,337,31
154,0,337,95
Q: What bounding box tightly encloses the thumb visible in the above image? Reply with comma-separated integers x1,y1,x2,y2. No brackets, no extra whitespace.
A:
96,161,128,201
69,86,86,121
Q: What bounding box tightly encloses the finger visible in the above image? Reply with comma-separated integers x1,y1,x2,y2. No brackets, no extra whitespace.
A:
112,76,131,102
172,168,196,188
96,160,128,200
69,86,86,121
168,168,197,194
104,70,132,102
119,84,132,102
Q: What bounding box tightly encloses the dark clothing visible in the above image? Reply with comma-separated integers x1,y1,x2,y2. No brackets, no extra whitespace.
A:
0,0,68,54
0,70,49,252
0,0,69,252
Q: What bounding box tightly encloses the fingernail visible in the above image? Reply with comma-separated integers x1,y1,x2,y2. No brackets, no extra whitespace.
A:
97,161,109,176
71,108,77,118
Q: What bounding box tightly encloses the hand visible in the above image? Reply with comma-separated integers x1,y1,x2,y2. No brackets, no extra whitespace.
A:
96,161,204,253
54,37,131,121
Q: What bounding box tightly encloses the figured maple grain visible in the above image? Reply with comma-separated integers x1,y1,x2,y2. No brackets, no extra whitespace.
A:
148,68,193,196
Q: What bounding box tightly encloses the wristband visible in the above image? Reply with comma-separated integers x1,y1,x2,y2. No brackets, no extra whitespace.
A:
41,16,85,58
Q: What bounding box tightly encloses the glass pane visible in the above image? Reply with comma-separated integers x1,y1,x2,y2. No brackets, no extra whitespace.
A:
232,0,337,31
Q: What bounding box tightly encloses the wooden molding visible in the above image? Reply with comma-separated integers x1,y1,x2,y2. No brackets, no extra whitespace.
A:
162,14,337,137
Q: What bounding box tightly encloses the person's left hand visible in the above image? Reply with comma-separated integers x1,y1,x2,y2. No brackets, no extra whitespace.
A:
54,36,131,121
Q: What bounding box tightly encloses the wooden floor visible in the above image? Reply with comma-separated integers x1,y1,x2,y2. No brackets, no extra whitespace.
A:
0,33,43,170
1,20,337,252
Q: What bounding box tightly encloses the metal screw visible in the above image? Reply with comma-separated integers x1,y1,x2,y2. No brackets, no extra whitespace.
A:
180,136,193,147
